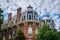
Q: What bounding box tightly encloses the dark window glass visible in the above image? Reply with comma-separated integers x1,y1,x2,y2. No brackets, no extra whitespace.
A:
27,11,33,20
46,20,50,22
29,15,31,20
34,15,35,20
28,11,33,14
24,16,25,20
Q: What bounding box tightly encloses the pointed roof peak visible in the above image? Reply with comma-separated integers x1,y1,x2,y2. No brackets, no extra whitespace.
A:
27,4,33,9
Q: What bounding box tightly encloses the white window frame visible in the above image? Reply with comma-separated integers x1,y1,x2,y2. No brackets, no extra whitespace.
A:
28,26,32,38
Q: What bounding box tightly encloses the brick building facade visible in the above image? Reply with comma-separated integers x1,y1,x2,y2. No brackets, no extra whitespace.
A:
0,5,55,40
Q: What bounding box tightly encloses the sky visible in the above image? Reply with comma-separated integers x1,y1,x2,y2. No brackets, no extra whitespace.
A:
0,0,60,30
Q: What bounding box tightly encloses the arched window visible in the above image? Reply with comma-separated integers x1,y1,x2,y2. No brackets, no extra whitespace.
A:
28,14,32,20
28,26,32,38
27,11,33,20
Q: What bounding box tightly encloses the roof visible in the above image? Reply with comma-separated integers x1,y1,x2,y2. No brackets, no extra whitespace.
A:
27,5,33,9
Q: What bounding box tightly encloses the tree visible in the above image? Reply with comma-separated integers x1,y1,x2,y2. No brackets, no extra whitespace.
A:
44,30,58,40
0,8,3,40
0,8,3,29
36,24,58,40
15,30,25,40
56,32,60,40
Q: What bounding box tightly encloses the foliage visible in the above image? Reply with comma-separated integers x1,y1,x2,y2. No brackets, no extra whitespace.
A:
15,30,25,40
44,30,58,40
36,24,58,40
0,8,3,27
56,32,60,40
0,8,3,40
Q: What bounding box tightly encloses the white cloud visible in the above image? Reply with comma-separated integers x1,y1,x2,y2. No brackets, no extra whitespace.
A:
0,0,60,30
53,15,59,20
55,19,60,30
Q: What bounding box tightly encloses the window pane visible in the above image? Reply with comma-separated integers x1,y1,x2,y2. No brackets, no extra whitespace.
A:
34,15,35,20
29,15,31,20
28,27,32,38
24,16,25,20
27,11,33,20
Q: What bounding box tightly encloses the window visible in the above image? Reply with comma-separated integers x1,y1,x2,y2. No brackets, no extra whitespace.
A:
35,28,38,37
46,20,50,23
22,16,24,21
29,15,31,20
28,14,32,20
28,27,32,38
14,20,16,23
12,31,16,38
24,16,25,20
34,15,35,20
35,17,38,21
11,21,13,26
27,11,33,20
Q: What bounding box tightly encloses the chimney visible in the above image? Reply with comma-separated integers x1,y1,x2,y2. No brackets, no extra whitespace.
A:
16,7,22,24
7,13,12,28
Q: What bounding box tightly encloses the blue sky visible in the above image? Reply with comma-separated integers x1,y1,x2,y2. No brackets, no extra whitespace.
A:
0,0,60,30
